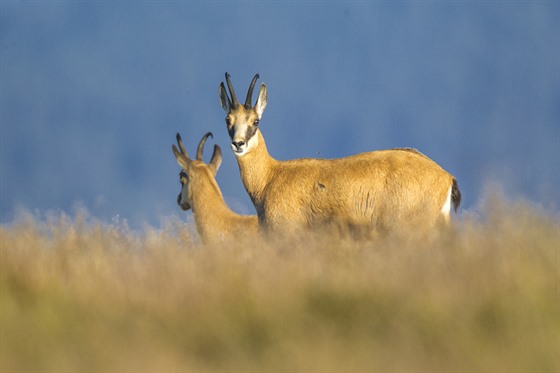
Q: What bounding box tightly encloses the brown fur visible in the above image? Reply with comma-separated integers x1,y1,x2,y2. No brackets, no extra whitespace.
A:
237,131,456,234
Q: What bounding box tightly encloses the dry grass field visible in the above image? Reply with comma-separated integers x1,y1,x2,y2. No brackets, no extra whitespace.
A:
1,196,558,371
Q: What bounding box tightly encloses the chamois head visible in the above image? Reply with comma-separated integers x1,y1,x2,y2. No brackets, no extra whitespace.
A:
172,132,222,211
219,73,268,156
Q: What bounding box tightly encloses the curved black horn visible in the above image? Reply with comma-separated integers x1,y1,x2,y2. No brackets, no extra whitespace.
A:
176,133,189,159
245,73,260,108
196,132,213,161
225,72,239,107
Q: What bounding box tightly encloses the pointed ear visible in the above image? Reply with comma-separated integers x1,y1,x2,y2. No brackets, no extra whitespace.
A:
254,83,267,118
208,145,222,176
219,82,231,112
172,145,191,170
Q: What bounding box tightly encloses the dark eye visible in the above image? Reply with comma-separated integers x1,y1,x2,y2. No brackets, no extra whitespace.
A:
253,119,260,126
225,117,231,126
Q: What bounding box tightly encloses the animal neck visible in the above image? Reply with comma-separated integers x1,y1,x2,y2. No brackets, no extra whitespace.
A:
190,171,234,236
235,129,278,204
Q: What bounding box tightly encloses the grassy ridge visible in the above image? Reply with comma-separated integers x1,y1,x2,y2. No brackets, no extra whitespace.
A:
1,199,558,371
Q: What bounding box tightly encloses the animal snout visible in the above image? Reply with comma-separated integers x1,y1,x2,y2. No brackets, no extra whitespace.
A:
232,140,245,150
177,194,191,211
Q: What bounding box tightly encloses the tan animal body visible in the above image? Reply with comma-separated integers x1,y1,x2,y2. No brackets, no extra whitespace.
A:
172,132,258,244
219,73,461,235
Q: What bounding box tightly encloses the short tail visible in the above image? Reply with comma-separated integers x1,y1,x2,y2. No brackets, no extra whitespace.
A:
451,178,461,212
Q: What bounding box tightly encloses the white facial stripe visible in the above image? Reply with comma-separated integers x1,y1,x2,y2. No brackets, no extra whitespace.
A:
232,122,249,144
231,122,259,157
181,184,189,203
178,179,191,210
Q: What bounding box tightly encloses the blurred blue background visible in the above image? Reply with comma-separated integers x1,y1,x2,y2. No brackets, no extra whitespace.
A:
1,2,558,228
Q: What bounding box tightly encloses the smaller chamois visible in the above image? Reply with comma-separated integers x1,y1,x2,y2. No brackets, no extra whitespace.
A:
172,132,258,244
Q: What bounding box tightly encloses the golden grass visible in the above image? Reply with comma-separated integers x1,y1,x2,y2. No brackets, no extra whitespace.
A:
1,198,558,371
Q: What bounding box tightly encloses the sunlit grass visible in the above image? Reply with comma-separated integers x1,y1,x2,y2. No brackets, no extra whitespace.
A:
1,198,558,371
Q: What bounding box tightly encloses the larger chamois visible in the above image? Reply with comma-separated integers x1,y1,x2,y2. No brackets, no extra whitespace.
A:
172,132,258,244
219,73,461,235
